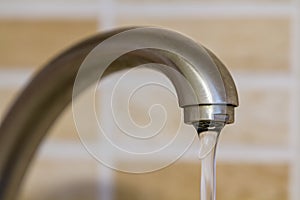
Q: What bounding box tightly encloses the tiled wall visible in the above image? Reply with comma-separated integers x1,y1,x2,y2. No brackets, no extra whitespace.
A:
115,162,288,200
20,158,99,200
19,158,288,200
1,0,299,200
117,18,290,72
0,19,97,68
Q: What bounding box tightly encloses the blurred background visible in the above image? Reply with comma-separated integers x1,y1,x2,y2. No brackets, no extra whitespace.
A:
1,0,300,199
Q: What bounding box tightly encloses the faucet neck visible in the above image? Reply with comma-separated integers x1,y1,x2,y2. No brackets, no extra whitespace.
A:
0,27,238,200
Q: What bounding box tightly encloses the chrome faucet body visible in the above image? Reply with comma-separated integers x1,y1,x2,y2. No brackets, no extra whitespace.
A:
0,27,238,200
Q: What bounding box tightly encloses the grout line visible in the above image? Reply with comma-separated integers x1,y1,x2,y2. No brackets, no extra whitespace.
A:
38,140,291,164
97,0,117,30
37,140,92,160
288,1,300,199
96,0,102,31
0,69,292,90
0,69,33,87
216,145,291,163
95,0,118,197
96,0,119,196
232,71,292,90
0,2,293,19
0,2,99,19
117,3,293,18
96,86,115,200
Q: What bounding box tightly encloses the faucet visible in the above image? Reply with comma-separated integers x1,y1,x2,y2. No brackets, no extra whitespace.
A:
0,27,238,200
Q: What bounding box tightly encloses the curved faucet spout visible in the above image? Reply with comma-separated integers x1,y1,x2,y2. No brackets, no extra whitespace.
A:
0,27,238,200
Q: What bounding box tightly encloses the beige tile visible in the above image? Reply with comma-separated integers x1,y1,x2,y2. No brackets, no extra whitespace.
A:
117,17,290,72
17,158,288,200
221,88,289,146
0,86,81,141
115,162,199,200
217,163,288,200
0,84,99,142
115,162,288,200
0,87,20,121
48,86,100,141
0,19,97,68
47,105,81,141
18,158,99,200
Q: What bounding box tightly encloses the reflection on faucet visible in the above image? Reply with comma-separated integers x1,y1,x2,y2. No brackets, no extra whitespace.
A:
0,27,238,200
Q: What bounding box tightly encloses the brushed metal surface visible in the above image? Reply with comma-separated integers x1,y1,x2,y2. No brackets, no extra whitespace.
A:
0,27,238,200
